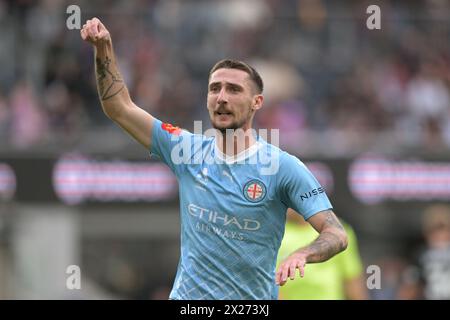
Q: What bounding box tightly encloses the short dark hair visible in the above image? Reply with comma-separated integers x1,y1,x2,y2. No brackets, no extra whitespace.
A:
209,59,264,94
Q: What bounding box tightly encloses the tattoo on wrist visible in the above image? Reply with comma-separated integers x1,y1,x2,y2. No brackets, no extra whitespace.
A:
96,56,124,100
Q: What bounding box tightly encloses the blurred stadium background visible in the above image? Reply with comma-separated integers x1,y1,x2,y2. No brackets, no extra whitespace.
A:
0,0,449,299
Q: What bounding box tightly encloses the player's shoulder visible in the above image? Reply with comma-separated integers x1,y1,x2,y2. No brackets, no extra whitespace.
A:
258,140,310,178
276,148,309,171
256,138,296,161
158,118,214,143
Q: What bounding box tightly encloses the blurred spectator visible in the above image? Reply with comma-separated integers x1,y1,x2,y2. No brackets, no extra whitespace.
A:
390,204,450,300
9,80,48,149
396,265,423,300
0,88,9,139
277,209,368,300
405,61,450,150
417,204,450,300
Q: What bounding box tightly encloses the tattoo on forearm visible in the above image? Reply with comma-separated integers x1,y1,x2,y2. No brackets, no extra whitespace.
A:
95,56,124,100
306,231,346,263
324,211,345,231
301,212,347,263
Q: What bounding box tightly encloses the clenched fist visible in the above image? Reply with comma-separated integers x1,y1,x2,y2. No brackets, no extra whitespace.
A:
80,17,111,46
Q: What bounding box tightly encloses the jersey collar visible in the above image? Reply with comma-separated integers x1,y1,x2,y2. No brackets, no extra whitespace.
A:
214,139,262,164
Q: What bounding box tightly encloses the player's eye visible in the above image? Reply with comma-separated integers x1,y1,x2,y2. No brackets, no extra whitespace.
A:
229,86,240,93
209,85,220,93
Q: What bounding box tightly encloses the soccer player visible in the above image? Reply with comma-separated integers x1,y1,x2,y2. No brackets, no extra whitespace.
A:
81,17,348,300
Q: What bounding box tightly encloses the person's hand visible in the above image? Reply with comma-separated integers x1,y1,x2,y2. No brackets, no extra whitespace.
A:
275,252,307,286
80,17,111,46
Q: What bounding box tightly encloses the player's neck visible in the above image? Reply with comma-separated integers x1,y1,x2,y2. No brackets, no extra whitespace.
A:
215,128,257,158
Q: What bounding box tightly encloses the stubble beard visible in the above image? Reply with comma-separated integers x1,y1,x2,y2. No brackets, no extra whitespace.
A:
212,118,247,135
210,107,253,135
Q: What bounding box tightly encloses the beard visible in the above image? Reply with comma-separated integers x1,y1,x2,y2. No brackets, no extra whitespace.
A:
211,116,248,134
210,105,253,134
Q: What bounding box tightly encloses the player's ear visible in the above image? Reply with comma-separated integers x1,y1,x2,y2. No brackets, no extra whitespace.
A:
252,94,263,111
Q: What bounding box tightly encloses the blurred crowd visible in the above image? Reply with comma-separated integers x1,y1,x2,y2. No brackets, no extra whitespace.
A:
0,0,448,156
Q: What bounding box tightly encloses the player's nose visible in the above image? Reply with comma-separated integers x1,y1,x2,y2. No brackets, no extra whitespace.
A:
217,87,228,103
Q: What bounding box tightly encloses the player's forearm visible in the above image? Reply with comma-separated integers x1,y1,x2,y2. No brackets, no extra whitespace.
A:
298,229,348,263
94,40,131,119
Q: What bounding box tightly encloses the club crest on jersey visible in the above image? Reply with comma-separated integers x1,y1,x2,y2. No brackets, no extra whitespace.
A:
243,180,266,203
161,122,181,135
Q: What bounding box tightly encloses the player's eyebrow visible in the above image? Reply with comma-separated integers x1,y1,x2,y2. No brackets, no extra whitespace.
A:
228,83,243,91
208,82,220,90
208,81,244,91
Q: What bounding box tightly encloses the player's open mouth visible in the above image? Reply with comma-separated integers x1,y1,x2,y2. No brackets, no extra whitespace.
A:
216,112,232,116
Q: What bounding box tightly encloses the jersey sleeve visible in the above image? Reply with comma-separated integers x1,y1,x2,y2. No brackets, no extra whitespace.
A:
278,153,333,220
149,118,192,176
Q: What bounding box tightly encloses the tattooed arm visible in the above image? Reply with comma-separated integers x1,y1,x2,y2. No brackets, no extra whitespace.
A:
276,210,348,286
81,18,154,149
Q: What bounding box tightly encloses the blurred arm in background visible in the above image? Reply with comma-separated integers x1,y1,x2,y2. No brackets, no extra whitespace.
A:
343,271,368,300
80,17,154,150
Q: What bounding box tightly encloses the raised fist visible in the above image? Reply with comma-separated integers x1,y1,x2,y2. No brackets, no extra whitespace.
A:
80,17,111,46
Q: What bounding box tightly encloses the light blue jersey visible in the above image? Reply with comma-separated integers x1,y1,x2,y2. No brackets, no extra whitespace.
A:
150,118,332,300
